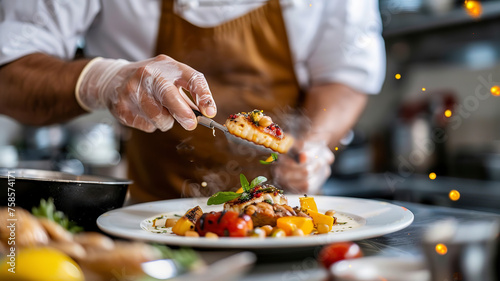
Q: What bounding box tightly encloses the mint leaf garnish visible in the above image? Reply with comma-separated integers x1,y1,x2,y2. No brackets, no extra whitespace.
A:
207,192,242,205
240,174,250,192
250,176,267,189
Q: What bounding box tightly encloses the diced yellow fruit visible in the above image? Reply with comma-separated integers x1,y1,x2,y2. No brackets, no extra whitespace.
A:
304,209,334,231
299,196,318,212
236,187,244,193
276,217,314,236
265,156,274,162
172,217,195,236
172,206,203,236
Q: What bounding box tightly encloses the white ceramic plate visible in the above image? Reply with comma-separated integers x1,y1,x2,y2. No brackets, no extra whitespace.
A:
97,195,414,249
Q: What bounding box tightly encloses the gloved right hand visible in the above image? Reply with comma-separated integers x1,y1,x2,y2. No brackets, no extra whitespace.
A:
75,55,216,132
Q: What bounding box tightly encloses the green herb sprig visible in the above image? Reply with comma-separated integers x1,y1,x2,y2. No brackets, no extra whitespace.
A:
260,153,278,165
32,198,83,233
207,174,267,205
152,244,203,271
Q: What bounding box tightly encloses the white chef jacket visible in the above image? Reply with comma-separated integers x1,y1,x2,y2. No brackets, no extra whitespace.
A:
0,0,386,94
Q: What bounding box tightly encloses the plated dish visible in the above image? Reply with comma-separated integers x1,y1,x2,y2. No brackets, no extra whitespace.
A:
146,175,353,239
225,110,294,154
97,195,414,249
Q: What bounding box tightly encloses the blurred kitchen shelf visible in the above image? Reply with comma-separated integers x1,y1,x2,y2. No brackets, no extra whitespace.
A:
383,1,500,38
322,173,500,214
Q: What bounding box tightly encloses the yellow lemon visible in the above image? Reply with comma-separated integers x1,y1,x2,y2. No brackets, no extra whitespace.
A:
0,247,84,281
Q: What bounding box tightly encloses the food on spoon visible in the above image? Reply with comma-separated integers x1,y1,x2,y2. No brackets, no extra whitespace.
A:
225,110,294,153
195,211,253,237
171,206,203,236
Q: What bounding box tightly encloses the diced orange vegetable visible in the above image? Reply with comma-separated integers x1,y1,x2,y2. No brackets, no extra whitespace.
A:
236,187,244,193
172,217,195,236
299,196,318,213
304,209,334,232
172,206,203,236
276,217,314,236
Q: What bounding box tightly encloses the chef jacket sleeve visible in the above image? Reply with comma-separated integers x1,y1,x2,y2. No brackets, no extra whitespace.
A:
0,0,100,65
307,0,386,94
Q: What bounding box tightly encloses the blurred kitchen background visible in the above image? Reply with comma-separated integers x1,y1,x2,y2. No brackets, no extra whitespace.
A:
1,0,499,213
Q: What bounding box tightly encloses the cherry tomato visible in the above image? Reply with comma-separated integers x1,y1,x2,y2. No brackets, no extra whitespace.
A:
318,242,363,268
195,211,253,237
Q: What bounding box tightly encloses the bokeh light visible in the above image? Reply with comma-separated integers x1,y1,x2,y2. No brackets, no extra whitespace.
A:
395,74,401,80
422,88,426,92
491,85,500,96
335,147,339,151
429,172,437,180
449,190,460,201
464,1,482,18
435,243,448,255
444,110,452,118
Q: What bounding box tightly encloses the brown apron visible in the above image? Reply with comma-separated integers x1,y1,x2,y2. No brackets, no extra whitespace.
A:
127,0,302,202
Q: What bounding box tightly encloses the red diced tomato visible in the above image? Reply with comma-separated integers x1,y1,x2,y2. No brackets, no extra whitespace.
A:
318,242,363,268
195,211,253,237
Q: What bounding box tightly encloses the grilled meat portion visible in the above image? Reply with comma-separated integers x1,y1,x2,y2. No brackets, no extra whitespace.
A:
223,185,287,214
243,202,308,227
293,206,313,218
222,182,309,227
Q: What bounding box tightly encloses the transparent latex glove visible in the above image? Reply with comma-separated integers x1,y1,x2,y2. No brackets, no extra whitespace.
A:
272,140,335,194
76,55,216,132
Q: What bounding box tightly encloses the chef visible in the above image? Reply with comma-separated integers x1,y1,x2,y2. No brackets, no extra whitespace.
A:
0,0,385,202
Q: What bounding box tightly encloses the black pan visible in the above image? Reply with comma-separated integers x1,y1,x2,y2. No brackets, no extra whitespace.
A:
0,168,131,231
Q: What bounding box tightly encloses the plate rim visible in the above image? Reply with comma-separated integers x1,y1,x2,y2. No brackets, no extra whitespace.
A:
97,195,414,249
